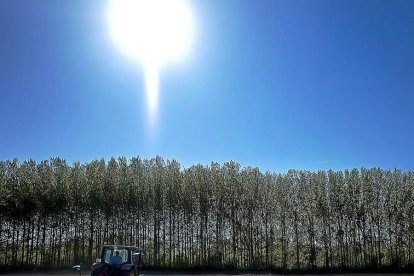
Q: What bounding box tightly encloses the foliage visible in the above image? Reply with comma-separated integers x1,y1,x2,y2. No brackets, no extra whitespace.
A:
0,157,413,270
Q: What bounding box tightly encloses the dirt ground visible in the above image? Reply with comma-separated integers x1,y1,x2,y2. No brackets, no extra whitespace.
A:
0,273,408,276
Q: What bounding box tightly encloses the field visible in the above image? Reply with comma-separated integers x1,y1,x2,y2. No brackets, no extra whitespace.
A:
0,273,409,276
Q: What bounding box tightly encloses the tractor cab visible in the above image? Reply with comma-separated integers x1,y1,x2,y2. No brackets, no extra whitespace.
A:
94,245,144,276
100,246,131,265
74,245,144,276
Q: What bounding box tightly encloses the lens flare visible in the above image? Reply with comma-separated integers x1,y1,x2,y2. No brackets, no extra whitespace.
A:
107,0,194,123
145,62,159,122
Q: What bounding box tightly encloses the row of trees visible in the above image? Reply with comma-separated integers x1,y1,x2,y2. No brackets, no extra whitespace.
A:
1,156,413,270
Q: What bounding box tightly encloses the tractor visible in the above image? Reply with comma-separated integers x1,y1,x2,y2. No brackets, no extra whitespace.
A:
73,245,144,276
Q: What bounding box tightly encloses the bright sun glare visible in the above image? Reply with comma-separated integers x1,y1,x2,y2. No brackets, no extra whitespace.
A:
107,0,194,122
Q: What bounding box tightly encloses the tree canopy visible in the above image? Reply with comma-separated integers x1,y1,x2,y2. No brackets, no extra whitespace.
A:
1,156,413,270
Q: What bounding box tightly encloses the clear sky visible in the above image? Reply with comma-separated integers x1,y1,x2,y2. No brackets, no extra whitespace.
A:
1,0,413,172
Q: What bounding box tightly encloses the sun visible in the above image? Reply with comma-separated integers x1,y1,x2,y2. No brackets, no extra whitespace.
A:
107,0,194,121
108,0,194,65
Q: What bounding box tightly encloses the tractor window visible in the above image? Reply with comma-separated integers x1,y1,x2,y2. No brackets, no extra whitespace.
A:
103,249,112,263
118,249,128,263
102,248,129,264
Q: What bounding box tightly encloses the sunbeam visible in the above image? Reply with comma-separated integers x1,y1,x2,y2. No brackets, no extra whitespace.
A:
145,62,159,124
107,0,194,125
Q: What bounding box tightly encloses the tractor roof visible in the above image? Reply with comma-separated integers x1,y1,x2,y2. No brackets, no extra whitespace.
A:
102,245,139,250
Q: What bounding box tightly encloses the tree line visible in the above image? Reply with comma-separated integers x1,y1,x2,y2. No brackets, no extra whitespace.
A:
0,156,413,270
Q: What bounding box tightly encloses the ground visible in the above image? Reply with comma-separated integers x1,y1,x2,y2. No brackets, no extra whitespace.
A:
0,273,407,276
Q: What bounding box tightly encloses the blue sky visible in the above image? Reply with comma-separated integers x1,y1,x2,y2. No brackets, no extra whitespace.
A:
1,0,413,171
